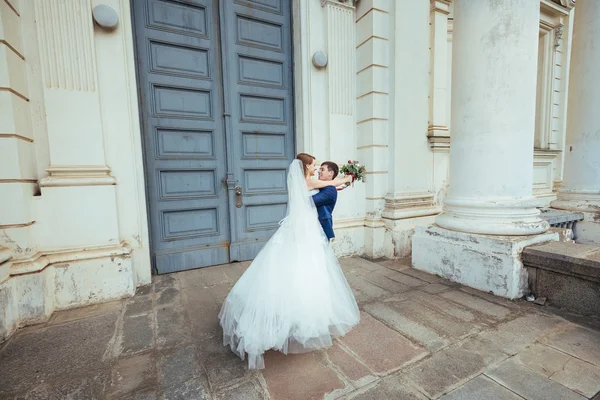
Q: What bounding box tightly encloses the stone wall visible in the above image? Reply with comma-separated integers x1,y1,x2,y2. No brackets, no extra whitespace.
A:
0,0,151,341
0,0,37,339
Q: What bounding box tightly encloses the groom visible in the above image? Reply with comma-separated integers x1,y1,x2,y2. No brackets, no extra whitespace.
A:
312,162,339,242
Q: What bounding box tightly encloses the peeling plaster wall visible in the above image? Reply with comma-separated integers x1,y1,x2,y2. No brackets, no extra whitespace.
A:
0,1,148,342
413,226,559,299
53,256,134,310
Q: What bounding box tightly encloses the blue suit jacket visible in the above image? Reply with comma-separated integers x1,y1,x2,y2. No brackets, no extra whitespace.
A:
312,186,337,240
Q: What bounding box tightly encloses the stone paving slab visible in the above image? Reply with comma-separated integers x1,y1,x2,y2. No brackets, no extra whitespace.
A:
338,312,427,375
262,352,345,400
393,299,481,339
345,374,428,400
0,313,118,398
379,268,428,287
439,290,511,319
476,313,567,356
375,258,412,272
549,358,600,398
360,272,412,294
408,291,479,322
419,282,454,294
364,301,450,352
214,379,266,400
325,344,372,383
109,352,156,398
541,325,600,367
404,337,508,398
1,256,600,400
486,358,587,400
440,375,523,400
458,286,522,309
509,340,600,398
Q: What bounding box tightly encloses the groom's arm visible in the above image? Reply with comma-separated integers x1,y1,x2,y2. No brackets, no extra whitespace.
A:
312,186,337,207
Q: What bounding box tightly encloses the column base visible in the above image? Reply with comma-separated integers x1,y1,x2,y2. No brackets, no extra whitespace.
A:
364,218,387,259
411,225,559,299
383,215,437,258
551,190,600,213
436,198,550,235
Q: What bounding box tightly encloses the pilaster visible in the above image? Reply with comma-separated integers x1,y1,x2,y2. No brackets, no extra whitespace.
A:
323,0,357,165
355,0,391,258
0,0,37,258
427,0,451,151
383,0,437,258
29,0,120,250
33,0,114,187
0,0,35,341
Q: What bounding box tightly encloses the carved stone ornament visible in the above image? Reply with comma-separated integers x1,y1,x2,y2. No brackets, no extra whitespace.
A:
560,0,576,9
322,0,359,7
553,0,575,9
554,25,564,49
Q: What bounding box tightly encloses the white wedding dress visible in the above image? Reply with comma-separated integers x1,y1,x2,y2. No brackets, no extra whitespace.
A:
218,160,360,369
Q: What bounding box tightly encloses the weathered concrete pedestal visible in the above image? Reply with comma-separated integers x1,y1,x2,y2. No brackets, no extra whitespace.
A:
412,226,558,299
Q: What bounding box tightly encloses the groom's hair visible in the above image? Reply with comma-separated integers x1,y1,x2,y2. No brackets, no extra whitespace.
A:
321,161,339,178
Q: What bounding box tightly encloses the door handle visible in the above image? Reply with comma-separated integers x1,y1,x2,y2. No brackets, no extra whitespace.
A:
235,185,243,208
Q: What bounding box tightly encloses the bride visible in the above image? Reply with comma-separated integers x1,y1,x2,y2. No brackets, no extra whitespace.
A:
218,154,361,369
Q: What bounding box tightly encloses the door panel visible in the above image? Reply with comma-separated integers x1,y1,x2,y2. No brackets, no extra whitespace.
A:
134,0,230,273
221,1,295,261
134,0,295,271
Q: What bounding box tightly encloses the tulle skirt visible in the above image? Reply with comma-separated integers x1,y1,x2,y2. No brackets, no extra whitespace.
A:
218,214,360,369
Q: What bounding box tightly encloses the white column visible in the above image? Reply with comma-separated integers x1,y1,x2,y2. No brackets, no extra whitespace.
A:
427,0,451,149
552,0,600,214
435,0,548,236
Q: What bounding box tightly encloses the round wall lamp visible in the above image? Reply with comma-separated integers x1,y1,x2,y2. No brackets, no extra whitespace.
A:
312,51,328,68
92,5,119,31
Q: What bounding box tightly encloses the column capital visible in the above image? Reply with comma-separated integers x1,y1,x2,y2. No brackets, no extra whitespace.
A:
556,0,576,10
431,0,451,15
321,0,356,10
427,125,450,152
382,192,440,220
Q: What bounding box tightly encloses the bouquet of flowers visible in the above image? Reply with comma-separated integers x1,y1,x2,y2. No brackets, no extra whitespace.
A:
340,160,366,187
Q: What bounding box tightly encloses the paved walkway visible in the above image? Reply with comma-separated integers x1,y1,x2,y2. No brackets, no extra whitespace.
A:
1,257,599,400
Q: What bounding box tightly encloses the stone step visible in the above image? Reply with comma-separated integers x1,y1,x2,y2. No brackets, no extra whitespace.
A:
538,208,584,226
522,241,600,317
538,208,584,240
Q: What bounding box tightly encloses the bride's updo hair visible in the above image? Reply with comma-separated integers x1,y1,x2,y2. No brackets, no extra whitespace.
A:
296,153,315,177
